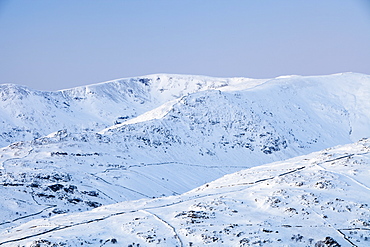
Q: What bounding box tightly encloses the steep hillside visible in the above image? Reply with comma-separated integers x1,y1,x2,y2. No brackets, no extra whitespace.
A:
1,138,369,246
0,73,369,231
0,74,261,147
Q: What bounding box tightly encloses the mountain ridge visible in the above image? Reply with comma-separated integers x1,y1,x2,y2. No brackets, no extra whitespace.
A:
0,73,267,147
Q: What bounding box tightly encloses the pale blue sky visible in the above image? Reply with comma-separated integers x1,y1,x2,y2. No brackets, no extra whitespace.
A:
1,0,370,90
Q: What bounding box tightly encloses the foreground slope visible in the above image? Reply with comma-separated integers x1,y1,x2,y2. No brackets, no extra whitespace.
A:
1,138,369,246
0,73,369,229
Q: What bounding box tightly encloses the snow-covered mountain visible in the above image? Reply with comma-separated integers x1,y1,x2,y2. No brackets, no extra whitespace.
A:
0,72,369,246
2,72,368,148
0,74,263,147
1,138,369,246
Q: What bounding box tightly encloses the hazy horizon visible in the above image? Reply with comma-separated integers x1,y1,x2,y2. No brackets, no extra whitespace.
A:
1,0,370,91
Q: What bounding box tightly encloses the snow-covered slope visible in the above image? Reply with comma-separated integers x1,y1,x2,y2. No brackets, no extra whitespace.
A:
0,72,369,246
1,138,369,246
0,73,369,227
0,74,262,147
2,72,368,148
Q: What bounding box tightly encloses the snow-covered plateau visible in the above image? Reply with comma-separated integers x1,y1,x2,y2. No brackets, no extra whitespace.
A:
0,72,369,246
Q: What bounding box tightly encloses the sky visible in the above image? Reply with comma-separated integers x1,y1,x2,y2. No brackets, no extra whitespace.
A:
0,0,370,91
